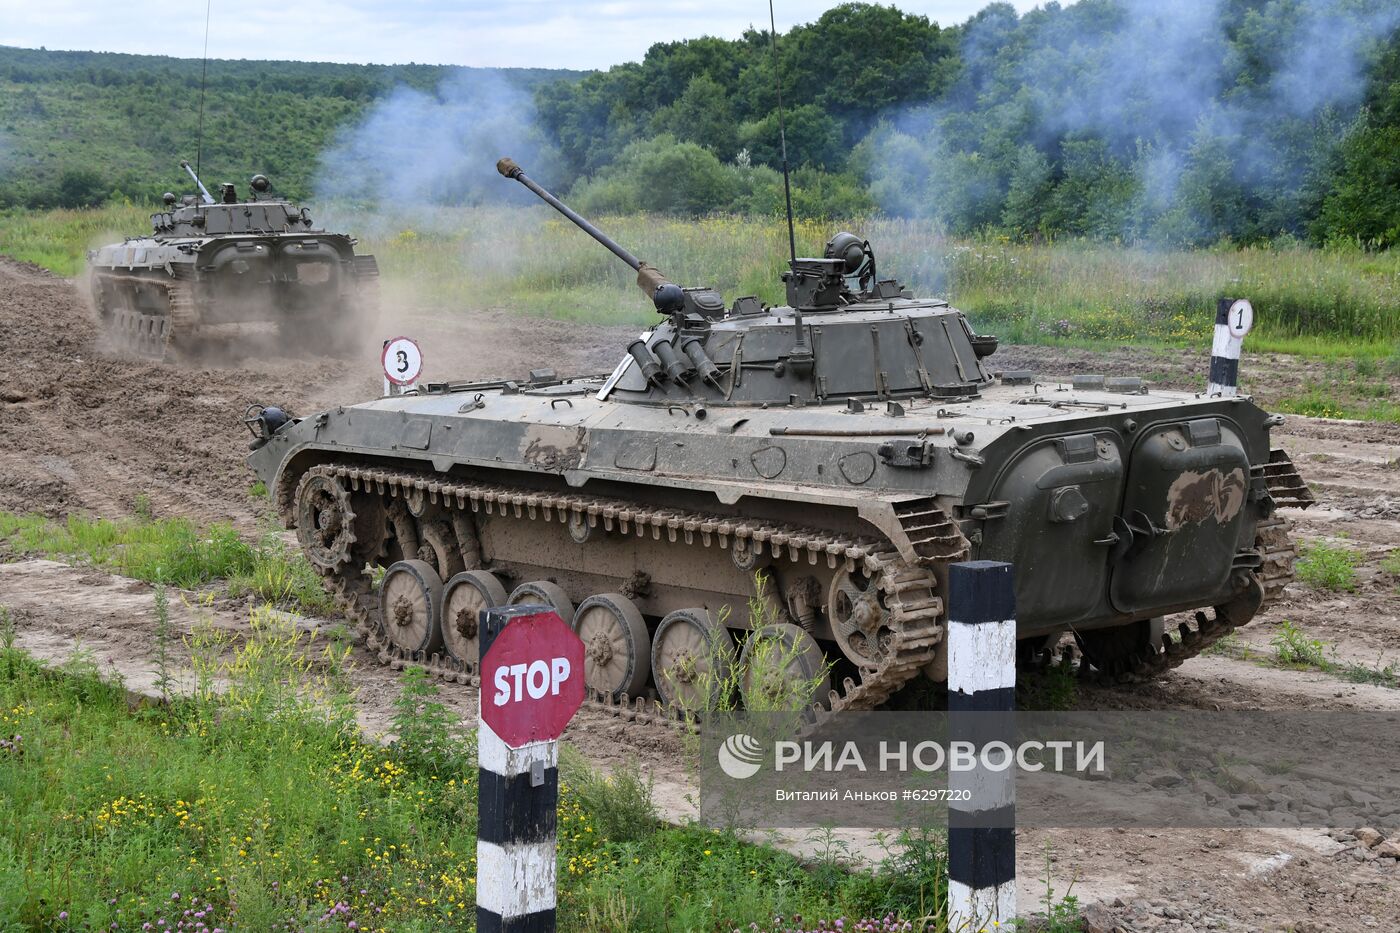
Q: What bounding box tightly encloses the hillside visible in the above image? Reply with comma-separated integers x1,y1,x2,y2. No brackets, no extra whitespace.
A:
0,45,582,206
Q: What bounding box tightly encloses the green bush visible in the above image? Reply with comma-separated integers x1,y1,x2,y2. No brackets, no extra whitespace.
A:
1295,539,1362,592
560,750,657,845
1271,619,1331,668
569,135,875,220
570,135,737,215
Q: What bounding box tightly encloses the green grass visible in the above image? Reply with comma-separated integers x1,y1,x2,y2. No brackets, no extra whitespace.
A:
226,531,336,616
1272,355,1400,422
1276,390,1400,423
0,510,331,614
0,202,151,276
1268,619,1399,689
0,623,953,931
323,211,1400,346
5,204,1400,345
1294,539,1363,592
1270,620,1331,668
8,203,1395,422
0,510,251,588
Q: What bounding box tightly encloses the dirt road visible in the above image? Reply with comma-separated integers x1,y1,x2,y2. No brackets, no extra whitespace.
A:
1,257,1398,931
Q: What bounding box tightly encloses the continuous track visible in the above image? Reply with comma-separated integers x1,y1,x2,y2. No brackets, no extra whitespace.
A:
292,463,957,731
291,453,1304,717
93,273,196,360
1079,514,1298,684
1078,448,1310,684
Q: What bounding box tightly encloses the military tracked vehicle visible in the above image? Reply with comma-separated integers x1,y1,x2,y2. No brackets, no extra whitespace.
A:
245,158,1312,716
88,162,378,359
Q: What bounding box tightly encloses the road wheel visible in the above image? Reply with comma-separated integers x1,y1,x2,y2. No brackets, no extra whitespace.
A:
573,593,650,700
508,580,575,621
739,622,830,711
441,570,508,668
652,608,735,711
379,559,444,656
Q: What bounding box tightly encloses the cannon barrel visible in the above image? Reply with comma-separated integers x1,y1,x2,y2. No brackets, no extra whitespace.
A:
497,157,672,303
497,158,641,270
180,158,215,206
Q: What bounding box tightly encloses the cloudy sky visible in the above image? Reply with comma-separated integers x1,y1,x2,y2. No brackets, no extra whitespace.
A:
0,1,1045,70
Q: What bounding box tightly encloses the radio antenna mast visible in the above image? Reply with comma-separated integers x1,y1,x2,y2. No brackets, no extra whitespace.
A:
195,0,212,178
767,0,797,268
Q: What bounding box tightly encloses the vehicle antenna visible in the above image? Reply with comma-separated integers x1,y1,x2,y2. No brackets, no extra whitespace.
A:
768,0,797,269
195,0,212,179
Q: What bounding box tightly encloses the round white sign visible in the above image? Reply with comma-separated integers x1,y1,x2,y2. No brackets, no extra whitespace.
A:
382,336,423,386
1226,299,1254,339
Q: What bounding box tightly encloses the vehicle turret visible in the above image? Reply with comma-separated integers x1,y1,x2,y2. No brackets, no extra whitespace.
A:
497,158,995,408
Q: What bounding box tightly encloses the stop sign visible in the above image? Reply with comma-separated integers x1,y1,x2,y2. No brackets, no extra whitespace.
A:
480,607,586,748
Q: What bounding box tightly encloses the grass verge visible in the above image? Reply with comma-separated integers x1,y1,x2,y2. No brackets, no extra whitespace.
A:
0,510,332,615
5,204,1396,421
5,204,1399,345
0,619,964,931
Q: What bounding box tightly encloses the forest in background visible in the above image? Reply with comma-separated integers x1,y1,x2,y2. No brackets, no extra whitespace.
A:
0,45,575,210
1,0,1398,248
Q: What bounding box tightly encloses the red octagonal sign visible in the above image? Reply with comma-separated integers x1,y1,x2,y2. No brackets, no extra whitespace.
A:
480,609,586,748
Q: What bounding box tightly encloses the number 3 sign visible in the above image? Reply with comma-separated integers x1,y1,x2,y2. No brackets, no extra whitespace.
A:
382,337,423,387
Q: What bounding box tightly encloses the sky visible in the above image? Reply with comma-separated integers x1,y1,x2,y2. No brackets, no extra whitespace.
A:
0,1,1047,71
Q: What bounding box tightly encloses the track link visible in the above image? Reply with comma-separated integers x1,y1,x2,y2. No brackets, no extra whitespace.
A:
294,464,958,730
94,272,197,361
1085,514,1298,684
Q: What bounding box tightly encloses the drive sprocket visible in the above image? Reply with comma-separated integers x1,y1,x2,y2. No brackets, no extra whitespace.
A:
293,471,360,572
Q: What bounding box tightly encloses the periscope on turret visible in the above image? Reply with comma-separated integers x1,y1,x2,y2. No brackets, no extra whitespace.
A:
243,159,1314,715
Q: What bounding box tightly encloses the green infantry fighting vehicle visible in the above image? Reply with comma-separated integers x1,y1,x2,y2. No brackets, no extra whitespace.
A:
245,158,1312,714
88,161,378,359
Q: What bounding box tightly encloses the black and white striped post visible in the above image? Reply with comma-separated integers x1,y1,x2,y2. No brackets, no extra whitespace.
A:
947,560,1017,930
1207,298,1254,397
476,604,585,933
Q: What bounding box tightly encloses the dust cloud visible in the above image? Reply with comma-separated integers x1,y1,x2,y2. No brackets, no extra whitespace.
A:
309,67,573,382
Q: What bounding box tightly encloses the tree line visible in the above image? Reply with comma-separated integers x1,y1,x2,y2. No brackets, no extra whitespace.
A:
539,0,1400,247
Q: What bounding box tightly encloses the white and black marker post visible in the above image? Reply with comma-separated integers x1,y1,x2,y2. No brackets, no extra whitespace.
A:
1207,298,1253,397
947,560,1017,930
476,604,585,933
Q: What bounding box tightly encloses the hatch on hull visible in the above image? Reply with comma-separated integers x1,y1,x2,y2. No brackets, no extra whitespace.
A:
1109,417,1252,615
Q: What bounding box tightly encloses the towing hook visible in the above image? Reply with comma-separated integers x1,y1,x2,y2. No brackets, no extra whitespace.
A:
243,403,291,449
